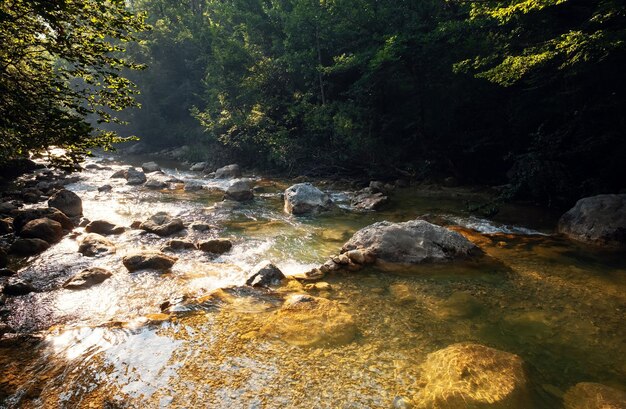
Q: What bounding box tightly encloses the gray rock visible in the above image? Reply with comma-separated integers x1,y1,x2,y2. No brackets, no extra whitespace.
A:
139,212,185,236
190,162,208,172
63,267,113,289
141,161,161,173
197,238,232,254
9,238,50,256
125,168,147,185
183,181,204,192
98,184,113,192
78,233,116,257
144,176,169,190
351,191,388,211
0,202,17,214
558,194,626,246
369,180,388,194
110,169,126,179
246,260,285,287
48,189,82,217
85,220,126,235
341,219,477,264
122,251,177,272
225,179,253,201
214,164,241,179
284,183,333,215
20,218,64,243
190,222,211,232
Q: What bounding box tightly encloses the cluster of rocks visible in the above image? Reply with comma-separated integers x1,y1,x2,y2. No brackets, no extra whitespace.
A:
294,219,479,282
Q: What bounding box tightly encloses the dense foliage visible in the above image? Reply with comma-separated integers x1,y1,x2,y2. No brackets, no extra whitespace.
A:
0,0,146,166
120,0,625,205
3,0,624,204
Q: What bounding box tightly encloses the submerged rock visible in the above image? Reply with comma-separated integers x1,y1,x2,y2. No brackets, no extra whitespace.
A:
558,194,626,246
246,260,285,287
122,251,177,272
140,212,185,236
284,183,333,215
48,189,82,217
85,220,126,235
197,238,232,254
20,218,64,244
78,233,116,257
63,267,113,289
260,294,357,347
563,382,626,409
414,343,531,409
214,164,241,179
225,179,253,201
341,219,477,265
351,191,389,211
141,161,161,173
9,238,50,256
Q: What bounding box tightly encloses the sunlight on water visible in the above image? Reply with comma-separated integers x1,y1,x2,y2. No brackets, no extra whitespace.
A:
0,154,624,408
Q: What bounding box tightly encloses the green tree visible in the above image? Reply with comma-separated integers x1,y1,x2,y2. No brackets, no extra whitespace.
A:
0,0,146,166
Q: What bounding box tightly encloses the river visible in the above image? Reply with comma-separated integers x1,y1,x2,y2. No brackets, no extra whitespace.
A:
0,154,624,408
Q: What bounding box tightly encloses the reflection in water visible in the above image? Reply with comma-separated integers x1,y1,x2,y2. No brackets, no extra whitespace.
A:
0,155,624,408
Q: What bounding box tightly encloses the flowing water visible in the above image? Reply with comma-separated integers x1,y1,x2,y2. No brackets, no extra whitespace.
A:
0,155,624,408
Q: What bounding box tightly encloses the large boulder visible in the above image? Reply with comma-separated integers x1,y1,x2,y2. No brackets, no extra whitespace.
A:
260,294,357,347
341,219,477,265
214,164,241,179
20,218,64,243
63,267,113,290
225,179,253,201
122,251,177,272
413,343,531,409
48,189,82,217
558,194,626,246
13,207,73,232
139,212,185,236
85,220,126,235
141,161,161,173
125,168,147,185
284,183,333,215
246,260,285,287
78,233,116,257
563,382,626,409
9,238,50,256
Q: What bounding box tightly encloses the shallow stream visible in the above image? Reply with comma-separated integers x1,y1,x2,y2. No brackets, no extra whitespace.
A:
0,155,624,408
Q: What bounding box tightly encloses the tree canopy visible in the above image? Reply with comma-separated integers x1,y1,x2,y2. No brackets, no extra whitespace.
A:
0,0,146,166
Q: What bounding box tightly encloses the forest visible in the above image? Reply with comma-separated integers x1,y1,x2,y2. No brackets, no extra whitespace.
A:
2,2,626,408
2,0,625,206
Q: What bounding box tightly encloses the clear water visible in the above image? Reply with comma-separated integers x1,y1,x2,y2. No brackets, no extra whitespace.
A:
0,155,624,408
